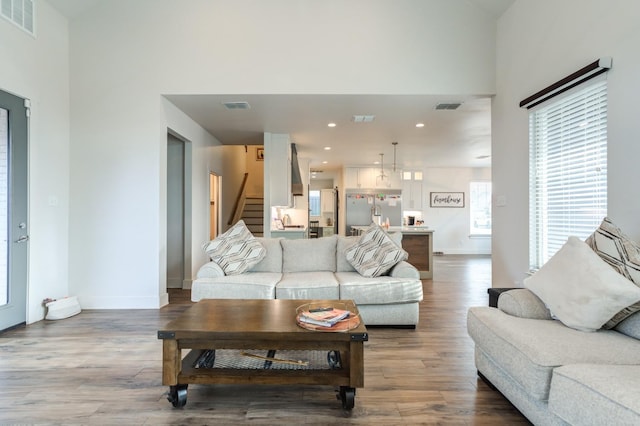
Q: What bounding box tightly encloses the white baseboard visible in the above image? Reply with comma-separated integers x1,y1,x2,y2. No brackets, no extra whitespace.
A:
434,249,492,255
78,295,168,309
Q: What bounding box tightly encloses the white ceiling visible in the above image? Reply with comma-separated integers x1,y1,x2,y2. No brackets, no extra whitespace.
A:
47,0,515,172
164,94,493,171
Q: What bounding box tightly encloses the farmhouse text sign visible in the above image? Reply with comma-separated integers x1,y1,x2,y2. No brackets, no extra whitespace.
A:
430,192,464,208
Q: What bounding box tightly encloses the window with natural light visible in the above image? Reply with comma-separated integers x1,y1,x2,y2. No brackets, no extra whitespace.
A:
470,182,491,236
529,78,608,270
309,190,321,217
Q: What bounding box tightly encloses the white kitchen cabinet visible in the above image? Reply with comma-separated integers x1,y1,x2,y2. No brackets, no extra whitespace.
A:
359,168,376,188
405,180,423,210
345,168,364,188
321,189,335,213
402,171,423,210
321,226,335,237
344,167,401,189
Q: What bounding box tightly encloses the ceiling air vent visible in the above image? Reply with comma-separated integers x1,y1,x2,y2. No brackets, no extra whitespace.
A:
222,101,251,110
435,103,462,110
352,115,375,123
1,0,34,35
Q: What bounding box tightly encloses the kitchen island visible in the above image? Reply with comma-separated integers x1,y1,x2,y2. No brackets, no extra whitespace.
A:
351,226,433,279
270,226,307,239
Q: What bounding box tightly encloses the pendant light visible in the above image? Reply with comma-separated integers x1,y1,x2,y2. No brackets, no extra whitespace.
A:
392,142,398,172
376,152,391,187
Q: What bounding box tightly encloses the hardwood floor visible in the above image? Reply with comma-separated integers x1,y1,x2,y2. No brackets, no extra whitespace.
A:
0,255,530,425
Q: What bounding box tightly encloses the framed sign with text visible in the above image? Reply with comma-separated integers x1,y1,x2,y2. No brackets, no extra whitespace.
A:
430,192,464,208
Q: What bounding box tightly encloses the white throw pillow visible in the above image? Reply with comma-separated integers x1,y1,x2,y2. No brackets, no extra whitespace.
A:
524,236,640,332
345,223,408,278
202,220,266,275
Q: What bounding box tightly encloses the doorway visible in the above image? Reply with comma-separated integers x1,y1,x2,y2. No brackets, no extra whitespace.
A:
209,172,221,240
0,89,28,331
166,133,192,289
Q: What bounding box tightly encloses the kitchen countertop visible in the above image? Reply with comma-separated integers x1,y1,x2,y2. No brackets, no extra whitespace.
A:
351,225,433,234
387,226,433,233
272,226,307,232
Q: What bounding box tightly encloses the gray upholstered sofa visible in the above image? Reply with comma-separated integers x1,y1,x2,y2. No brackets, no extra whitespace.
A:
468,288,640,425
192,234,424,326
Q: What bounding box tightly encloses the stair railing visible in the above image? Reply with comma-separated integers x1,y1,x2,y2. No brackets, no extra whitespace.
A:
228,173,249,226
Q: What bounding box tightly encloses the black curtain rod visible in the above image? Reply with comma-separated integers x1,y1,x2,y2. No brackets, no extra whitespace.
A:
519,57,612,109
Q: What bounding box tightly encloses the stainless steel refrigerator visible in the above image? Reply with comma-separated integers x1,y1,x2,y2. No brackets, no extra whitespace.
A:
345,189,402,235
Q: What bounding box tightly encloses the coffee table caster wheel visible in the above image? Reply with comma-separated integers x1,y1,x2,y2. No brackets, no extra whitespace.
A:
167,384,188,408
338,386,355,410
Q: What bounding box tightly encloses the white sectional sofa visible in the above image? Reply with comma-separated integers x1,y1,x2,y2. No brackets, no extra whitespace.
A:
468,289,640,425
192,233,424,327
468,217,640,425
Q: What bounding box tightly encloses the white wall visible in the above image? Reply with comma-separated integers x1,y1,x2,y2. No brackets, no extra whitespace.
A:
493,0,640,287
423,168,491,255
245,146,264,198
0,2,70,323
60,0,498,309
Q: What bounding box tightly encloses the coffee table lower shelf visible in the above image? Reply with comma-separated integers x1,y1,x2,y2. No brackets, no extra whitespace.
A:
166,348,358,410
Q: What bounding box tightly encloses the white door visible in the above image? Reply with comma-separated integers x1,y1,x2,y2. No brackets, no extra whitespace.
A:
0,90,28,331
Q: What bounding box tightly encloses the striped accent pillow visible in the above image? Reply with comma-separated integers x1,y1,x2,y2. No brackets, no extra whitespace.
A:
585,217,640,328
345,224,408,278
203,220,266,275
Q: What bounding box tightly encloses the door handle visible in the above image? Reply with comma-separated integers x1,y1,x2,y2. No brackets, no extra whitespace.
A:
15,235,29,243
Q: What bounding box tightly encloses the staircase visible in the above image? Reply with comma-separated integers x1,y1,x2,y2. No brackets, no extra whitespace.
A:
241,197,264,237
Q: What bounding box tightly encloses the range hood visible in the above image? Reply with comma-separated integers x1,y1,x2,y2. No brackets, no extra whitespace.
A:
290,143,304,196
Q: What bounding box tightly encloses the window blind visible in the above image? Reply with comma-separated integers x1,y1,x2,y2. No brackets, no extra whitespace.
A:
529,79,607,270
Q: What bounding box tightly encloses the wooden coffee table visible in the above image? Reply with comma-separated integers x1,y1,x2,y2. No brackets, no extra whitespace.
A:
158,299,368,410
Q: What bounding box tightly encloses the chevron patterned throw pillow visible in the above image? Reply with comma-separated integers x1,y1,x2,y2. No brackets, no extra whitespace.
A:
203,220,266,275
585,217,640,328
345,223,408,278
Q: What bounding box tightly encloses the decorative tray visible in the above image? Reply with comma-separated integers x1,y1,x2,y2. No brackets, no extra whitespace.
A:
295,302,361,332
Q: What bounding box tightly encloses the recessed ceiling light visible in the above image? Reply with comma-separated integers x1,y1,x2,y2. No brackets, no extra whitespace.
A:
322,161,328,164
324,146,331,150
328,123,336,128
416,123,425,128
374,161,380,165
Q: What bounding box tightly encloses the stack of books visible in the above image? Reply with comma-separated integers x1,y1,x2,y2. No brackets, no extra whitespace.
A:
298,307,351,328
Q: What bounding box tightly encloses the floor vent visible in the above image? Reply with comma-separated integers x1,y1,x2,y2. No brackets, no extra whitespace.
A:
433,251,445,256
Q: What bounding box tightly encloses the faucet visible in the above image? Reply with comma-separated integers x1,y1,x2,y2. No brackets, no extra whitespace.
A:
371,204,382,226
